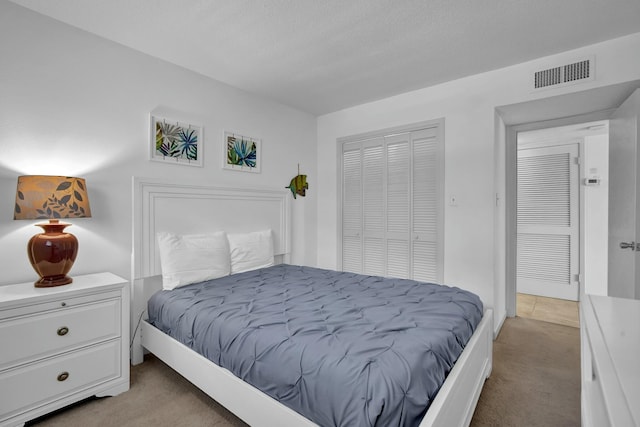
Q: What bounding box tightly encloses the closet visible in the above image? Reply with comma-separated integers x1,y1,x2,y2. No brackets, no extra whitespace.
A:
339,120,444,283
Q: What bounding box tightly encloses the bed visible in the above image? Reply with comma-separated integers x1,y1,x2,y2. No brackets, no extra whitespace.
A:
130,177,493,427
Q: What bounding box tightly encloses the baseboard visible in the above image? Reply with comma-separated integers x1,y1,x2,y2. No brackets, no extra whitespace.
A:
493,312,507,338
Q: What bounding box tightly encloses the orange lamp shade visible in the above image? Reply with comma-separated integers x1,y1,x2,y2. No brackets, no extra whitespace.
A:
14,176,92,287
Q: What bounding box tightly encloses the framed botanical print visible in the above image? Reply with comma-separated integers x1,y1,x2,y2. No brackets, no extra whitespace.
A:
223,131,261,173
151,115,203,167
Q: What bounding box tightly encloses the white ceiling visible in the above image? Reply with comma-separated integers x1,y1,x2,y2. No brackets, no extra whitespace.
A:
9,0,640,115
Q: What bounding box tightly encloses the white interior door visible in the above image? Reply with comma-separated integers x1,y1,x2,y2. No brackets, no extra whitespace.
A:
362,138,385,276
608,89,640,299
517,143,580,301
386,133,410,279
411,127,442,283
342,142,363,273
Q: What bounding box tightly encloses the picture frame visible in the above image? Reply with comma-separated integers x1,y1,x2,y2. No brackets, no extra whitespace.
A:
223,131,261,173
150,115,203,167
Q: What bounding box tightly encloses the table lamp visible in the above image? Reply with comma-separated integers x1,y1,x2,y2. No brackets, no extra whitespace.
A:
13,175,92,287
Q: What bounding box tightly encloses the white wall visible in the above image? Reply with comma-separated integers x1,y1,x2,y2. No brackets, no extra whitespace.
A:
0,2,317,285
583,134,609,295
317,33,640,332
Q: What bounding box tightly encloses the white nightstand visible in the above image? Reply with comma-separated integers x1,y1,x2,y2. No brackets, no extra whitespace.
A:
0,273,130,427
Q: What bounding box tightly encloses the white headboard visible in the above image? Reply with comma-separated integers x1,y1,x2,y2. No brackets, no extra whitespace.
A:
130,177,291,364
132,177,291,280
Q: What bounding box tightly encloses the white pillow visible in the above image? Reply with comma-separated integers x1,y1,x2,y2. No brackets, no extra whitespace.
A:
156,231,230,290
227,229,274,274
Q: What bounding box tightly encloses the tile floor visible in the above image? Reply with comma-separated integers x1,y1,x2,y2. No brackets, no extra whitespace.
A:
516,293,580,328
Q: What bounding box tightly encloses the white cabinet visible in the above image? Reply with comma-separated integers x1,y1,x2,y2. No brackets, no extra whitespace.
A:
0,273,129,426
580,294,640,427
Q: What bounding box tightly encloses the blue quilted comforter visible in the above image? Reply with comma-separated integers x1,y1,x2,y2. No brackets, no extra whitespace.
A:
148,264,483,427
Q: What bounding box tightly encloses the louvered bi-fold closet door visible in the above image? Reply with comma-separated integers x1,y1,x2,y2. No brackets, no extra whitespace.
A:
517,143,580,301
411,127,442,283
342,142,363,273
362,138,386,276
341,137,388,275
386,133,411,279
341,122,443,282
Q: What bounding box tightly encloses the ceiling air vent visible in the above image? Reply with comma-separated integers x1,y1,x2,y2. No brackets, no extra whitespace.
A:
533,58,594,90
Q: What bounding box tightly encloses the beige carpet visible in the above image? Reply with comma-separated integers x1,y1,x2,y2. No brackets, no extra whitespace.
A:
470,316,580,427
27,316,580,427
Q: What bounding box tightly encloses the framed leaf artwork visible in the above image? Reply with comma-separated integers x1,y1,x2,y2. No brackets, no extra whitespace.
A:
223,131,261,173
151,115,203,167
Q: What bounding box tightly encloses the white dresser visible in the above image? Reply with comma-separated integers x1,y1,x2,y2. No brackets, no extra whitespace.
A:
0,273,130,426
580,294,640,427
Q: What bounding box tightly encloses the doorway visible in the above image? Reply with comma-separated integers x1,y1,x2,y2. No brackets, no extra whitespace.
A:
513,121,609,325
498,81,640,320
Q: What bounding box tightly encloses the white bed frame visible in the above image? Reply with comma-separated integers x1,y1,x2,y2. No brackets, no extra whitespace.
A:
131,177,493,427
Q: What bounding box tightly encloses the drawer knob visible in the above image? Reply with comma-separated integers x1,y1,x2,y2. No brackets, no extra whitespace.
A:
57,372,69,382
57,326,69,336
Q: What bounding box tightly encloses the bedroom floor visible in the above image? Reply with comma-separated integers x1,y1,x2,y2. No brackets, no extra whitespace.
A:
469,316,580,426
516,293,580,328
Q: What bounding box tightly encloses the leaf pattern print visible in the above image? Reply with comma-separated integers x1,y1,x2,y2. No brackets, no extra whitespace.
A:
156,122,182,158
227,136,257,168
178,128,198,160
30,177,91,218
153,118,202,165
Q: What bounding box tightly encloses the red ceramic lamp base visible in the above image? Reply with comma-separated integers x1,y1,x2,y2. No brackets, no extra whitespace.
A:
28,220,78,288
34,275,73,287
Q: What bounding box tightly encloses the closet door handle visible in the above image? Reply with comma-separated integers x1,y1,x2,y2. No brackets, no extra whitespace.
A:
620,241,636,250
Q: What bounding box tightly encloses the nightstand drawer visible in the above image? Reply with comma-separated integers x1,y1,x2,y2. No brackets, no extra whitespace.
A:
0,298,120,369
0,339,121,421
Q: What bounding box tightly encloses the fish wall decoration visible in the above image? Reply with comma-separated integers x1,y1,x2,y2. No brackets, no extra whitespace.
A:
286,164,309,199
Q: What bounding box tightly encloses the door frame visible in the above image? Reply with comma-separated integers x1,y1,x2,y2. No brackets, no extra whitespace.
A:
505,111,612,316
